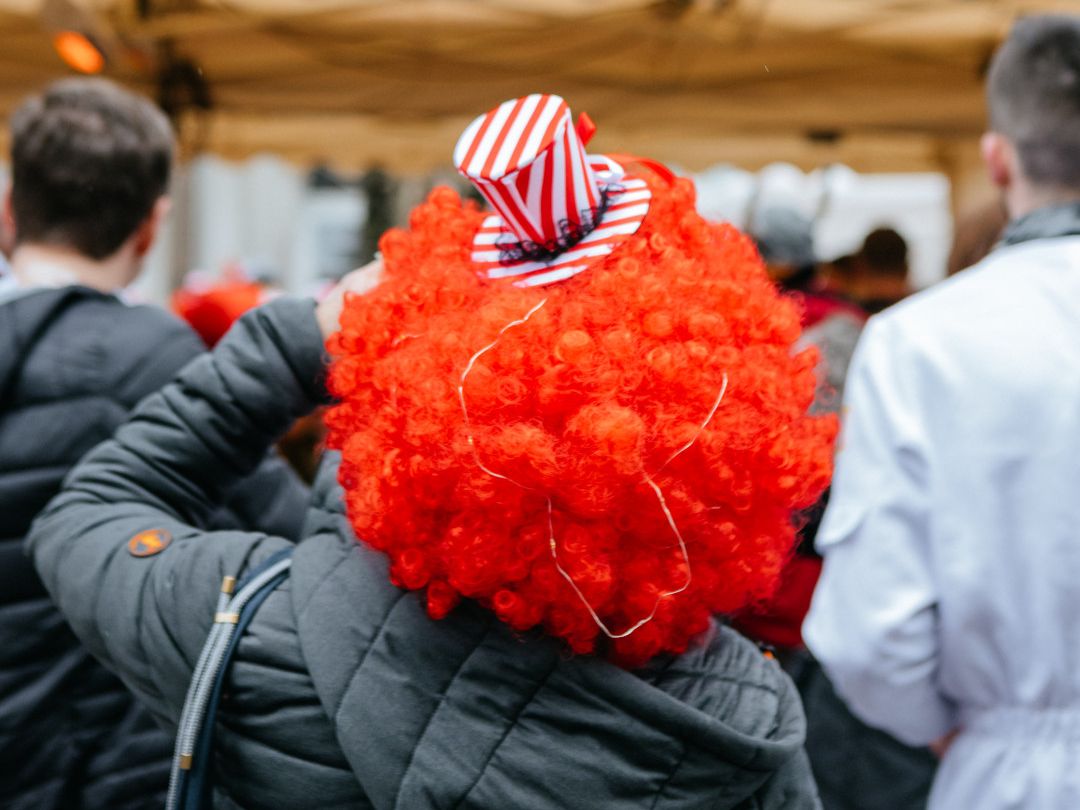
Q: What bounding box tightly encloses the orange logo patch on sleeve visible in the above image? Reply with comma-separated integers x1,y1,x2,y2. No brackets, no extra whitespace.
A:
128,528,172,557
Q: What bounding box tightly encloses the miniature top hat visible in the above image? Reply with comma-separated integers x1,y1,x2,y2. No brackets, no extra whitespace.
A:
453,93,652,287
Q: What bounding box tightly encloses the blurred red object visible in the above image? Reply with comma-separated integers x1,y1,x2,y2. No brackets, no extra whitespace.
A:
172,272,269,347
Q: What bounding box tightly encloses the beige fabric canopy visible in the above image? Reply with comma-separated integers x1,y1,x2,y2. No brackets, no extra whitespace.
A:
1,0,1078,175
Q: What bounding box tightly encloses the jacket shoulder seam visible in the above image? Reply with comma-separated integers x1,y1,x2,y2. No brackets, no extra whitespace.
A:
294,540,350,618
649,742,689,810
450,660,561,810
329,590,410,725
391,627,493,809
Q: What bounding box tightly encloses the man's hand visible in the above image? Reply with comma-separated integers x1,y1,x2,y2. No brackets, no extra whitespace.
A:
316,259,384,340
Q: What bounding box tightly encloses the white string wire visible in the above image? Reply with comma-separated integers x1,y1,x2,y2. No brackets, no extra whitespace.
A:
546,477,694,639
457,299,547,487
545,376,726,640
658,373,728,472
392,333,422,347
455,300,730,640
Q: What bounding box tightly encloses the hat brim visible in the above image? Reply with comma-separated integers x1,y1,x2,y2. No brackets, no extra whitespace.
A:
469,155,652,287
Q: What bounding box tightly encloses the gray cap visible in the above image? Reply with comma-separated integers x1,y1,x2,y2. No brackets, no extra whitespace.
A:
749,207,815,267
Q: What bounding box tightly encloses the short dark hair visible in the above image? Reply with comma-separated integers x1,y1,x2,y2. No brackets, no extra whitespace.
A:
860,227,908,275
987,15,1080,190
10,78,174,259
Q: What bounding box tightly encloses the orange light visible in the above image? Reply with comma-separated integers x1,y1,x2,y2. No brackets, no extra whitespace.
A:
53,31,105,74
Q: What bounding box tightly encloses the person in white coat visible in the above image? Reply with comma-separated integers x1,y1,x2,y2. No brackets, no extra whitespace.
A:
804,14,1080,809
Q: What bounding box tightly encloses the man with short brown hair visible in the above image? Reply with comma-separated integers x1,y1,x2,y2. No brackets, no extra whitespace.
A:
0,77,306,810
806,14,1080,809
8,77,173,274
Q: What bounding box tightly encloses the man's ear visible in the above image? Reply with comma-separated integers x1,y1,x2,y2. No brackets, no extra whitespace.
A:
1,187,16,257
981,132,1013,190
132,196,172,258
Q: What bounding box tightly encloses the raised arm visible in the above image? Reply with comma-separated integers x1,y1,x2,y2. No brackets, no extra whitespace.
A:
28,296,328,725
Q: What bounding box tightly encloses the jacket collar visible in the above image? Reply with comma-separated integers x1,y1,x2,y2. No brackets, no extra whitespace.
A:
1000,201,1080,248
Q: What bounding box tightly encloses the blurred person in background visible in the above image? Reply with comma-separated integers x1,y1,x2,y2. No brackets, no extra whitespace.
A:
850,226,912,313
751,206,866,414
0,78,307,810
744,207,862,654
26,95,833,809
805,15,1080,809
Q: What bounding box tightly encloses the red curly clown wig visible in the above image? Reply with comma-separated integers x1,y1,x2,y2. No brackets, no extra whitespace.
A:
325,169,835,666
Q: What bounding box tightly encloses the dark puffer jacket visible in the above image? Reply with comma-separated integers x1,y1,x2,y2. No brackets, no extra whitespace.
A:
29,296,822,809
0,286,308,810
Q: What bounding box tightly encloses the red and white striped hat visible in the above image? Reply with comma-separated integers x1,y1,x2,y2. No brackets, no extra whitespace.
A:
454,94,652,287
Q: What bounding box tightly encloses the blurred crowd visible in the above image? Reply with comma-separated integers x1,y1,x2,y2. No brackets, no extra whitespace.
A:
0,13,1076,810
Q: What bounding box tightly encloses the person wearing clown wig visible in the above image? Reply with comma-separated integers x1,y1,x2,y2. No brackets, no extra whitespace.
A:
29,95,834,808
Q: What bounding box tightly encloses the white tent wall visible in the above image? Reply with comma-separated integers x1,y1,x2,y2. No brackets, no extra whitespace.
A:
123,156,953,306
286,184,367,296
186,155,306,283
129,154,317,303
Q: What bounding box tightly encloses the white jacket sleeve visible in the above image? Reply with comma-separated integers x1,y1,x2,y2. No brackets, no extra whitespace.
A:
803,315,958,746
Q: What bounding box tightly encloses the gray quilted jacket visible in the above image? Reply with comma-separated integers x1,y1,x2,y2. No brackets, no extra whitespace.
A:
29,297,821,809
0,285,308,810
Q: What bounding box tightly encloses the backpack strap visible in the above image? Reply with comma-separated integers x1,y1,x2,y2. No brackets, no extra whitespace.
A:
166,548,294,810
0,287,91,411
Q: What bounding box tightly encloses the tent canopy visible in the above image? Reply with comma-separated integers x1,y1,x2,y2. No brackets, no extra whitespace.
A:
1,0,1078,172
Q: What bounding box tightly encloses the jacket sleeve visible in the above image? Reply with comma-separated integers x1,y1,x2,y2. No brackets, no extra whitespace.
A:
28,297,328,728
802,316,958,746
114,307,312,541
216,452,311,539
